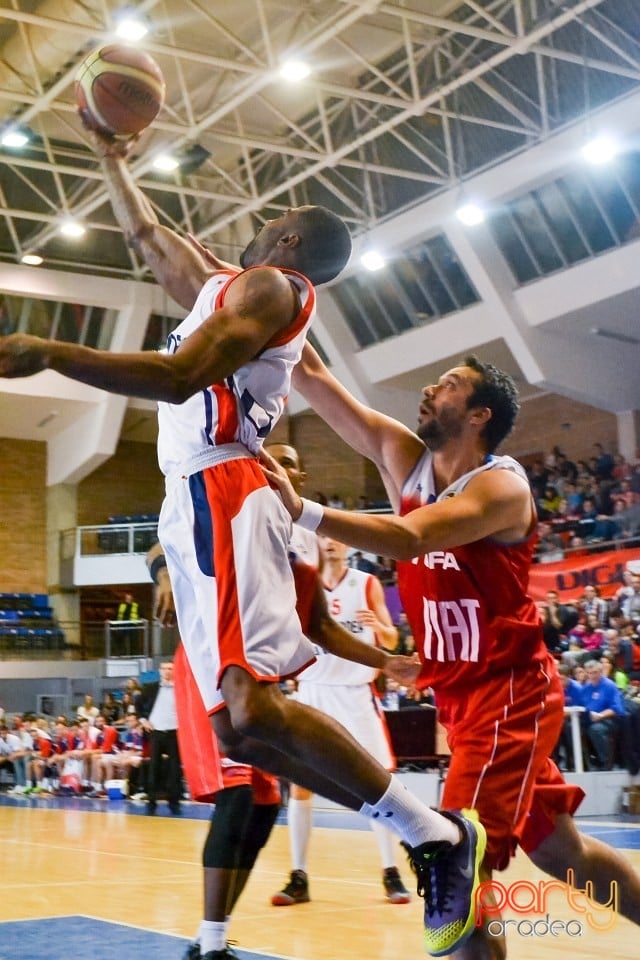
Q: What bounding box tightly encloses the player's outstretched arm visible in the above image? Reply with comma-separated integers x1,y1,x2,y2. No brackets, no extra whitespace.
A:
0,267,297,401
292,342,423,507
304,569,419,683
262,448,533,557
85,127,211,310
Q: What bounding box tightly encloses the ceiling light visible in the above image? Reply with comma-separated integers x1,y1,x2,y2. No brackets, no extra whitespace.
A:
456,201,486,226
279,59,311,82
582,134,619,165
361,250,386,271
59,220,86,238
21,253,43,266
1,128,29,148
153,153,180,172
114,16,148,42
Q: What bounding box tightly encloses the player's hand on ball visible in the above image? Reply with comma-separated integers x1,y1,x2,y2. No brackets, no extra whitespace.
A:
81,120,137,160
0,334,48,378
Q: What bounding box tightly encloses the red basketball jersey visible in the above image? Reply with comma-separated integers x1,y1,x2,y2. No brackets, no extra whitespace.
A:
398,451,546,692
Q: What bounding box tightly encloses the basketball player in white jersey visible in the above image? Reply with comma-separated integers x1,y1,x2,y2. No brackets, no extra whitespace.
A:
273,533,412,907
0,129,488,958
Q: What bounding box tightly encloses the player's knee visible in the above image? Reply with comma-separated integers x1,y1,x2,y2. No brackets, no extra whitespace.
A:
204,785,254,868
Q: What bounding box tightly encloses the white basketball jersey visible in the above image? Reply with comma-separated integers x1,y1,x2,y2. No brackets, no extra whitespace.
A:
300,567,378,685
157,268,316,476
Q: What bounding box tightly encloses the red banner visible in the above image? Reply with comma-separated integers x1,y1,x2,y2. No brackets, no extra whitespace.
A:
529,546,640,602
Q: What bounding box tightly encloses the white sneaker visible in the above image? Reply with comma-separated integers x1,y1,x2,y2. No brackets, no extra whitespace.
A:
130,792,148,801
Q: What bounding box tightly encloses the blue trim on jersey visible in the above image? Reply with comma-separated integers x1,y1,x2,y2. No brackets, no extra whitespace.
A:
188,473,215,578
202,389,214,447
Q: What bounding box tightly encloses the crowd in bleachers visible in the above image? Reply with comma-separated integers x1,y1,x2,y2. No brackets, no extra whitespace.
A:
537,571,640,774
0,680,157,801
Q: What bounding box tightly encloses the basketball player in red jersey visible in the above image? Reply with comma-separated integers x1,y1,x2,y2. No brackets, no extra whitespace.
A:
262,345,640,957
0,127,489,957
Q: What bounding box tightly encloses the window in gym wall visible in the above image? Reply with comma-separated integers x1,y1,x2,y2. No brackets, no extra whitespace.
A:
331,234,480,348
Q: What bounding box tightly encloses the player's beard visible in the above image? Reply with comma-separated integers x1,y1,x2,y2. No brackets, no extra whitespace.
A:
417,406,465,449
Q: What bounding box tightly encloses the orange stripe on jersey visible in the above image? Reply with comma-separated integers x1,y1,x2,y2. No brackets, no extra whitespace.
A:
174,643,223,801
263,269,315,349
203,458,268,675
215,265,315,350
211,381,239,444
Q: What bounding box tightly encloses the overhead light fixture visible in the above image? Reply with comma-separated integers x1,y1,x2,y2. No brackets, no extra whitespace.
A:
361,250,386,271
21,253,43,266
582,134,619,166
114,12,149,42
456,201,486,226
59,219,86,238
1,128,29,148
153,153,180,172
279,59,311,82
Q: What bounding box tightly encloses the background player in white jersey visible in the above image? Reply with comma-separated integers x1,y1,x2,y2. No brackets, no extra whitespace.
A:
272,533,412,907
0,128,487,958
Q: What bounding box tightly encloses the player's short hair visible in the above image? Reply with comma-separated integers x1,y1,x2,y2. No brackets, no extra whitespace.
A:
462,354,520,453
296,207,352,285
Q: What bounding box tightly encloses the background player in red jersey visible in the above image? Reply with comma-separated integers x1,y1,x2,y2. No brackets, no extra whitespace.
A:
262,345,640,958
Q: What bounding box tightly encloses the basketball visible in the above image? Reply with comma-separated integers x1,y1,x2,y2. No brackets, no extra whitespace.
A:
75,44,165,138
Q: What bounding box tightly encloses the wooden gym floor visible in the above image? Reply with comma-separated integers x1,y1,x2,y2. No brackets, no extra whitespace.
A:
1,794,639,960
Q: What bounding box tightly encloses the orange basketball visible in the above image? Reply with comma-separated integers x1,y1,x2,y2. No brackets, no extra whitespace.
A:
75,44,165,138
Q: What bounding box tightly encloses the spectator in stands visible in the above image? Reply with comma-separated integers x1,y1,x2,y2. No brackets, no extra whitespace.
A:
540,484,562,519
139,661,182,816
0,723,27,791
116,591,141,656
535,522,564,562
88,715,120,797
602,627,635,677
76,694,99,724
622,574,640,626
572,663,587,685
593,443,615,481
119,714,146,798
564,481,584,516
538,603,565,656
527,460,548,501
553,663,585,771
395,611,415,656
546,590,579,635
582,660,626,770
579,584,609,628
124,677,143,713
600,653,628,690
327,492,345,509
568,612,605,657
100,692,122,726
26,718,54,794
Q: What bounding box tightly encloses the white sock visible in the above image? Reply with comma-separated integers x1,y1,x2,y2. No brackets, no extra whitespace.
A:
198,919,228,954
359,775,459,848
370,819,398,870
288,796,313,872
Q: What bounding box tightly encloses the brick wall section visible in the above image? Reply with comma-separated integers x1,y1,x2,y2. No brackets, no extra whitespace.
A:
290,412,387,506
503,394,618,463
77,439,165,526
0,438,47,592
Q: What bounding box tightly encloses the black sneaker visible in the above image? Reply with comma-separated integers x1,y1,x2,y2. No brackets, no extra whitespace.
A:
202,948,239,960
382,866,411,904
271,869,310,906
404,808,486,957
183,943,201,960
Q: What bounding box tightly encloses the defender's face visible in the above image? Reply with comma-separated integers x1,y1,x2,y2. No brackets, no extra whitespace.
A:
267,443,306,495
416,365,480,448
318,535,348,565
